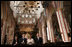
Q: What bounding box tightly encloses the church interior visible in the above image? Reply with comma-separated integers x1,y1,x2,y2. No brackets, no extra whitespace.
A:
1,1,71,46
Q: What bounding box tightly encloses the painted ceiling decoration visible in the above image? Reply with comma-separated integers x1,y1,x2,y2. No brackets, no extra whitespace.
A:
10,1,44,19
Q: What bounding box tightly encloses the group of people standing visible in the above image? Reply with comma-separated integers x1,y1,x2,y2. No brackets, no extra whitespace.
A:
13,33,43,45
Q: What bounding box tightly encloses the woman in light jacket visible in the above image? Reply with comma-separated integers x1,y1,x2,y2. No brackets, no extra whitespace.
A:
27,34,34,45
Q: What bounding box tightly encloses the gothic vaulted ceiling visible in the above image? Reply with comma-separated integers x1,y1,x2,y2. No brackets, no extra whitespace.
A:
10,1,44,25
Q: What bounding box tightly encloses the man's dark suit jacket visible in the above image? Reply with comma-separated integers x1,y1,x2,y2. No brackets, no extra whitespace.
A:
34,37,43,44
12,39,19,45
19,38,27,44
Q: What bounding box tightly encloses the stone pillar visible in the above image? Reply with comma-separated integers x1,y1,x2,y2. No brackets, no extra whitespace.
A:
39,27,42,37
1,2,7,44
52,1,69,42
38,19,42,37
6,26,9,44
64,18,70,33
8,27,15,44
46,16,55,42
42,17,47,44
6,19,15,45
6,14,15,45
56,9,69,42
5,2,15,44
1,21,7,44
45,5,55,42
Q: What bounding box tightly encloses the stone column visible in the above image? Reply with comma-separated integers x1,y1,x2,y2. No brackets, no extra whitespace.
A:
56,9,69,42
5,2,15,44
46,16,55,42
38,19,42,37
39,27,42,37
64,18,70,34
52,1,69,42
1,21,7,44
45,5,55,42
41,17,47,44
8,27,15,44
1,2,7,44
6,19,15,45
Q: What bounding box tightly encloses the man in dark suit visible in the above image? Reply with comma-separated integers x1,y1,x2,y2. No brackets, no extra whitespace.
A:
35,33,43,45
12,36,18,45
19,34,27,45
